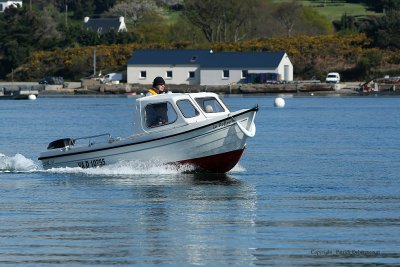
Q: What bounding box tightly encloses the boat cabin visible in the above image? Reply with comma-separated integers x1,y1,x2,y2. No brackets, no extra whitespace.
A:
133,92,230,134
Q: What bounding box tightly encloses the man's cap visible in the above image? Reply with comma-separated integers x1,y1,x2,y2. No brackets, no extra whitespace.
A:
153,76,165,87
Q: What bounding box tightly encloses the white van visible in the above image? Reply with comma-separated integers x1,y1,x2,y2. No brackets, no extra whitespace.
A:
326,72,340,83
102,73,123,84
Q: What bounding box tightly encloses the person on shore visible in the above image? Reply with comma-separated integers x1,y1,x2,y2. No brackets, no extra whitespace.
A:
147,76,166,95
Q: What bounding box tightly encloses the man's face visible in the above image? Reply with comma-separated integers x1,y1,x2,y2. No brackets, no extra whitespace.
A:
156,84,165,92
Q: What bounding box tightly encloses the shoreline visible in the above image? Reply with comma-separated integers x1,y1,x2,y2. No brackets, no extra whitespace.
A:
2,81,400,98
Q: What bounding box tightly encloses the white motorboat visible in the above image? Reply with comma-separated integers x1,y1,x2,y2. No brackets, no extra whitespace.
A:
38,92,258,173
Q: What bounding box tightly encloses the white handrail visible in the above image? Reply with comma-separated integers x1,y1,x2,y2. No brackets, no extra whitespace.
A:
236,121,256,137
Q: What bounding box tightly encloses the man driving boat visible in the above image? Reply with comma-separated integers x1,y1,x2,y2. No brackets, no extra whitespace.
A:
147,76,166,95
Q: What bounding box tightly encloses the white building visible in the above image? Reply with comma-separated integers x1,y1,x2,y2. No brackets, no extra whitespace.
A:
83,16,127,35
127,49,293,86
0,0,22,12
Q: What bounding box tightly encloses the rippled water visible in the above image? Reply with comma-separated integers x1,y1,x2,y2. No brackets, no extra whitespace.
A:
1,96,399,266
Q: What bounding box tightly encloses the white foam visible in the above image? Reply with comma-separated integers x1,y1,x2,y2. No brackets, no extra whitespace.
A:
229,163,246,173
0,152,244,176
46,160,196,176
0,153,39,172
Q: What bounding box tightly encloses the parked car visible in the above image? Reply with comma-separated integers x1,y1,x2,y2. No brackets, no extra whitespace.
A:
101,73,124,84
39,76,64,85
325,72,340,83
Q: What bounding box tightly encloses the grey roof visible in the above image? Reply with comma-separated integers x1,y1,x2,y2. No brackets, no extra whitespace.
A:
128,50,286,69
84,18,121,34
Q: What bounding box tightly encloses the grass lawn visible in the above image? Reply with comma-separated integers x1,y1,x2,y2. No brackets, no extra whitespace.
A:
302,1,381,21
273,0,382,21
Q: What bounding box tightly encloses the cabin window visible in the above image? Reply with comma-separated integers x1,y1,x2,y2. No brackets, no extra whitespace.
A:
188,71,195,79
140,71,147,79
177,99,200,118
195,97,225,113
222,70,229,79
242,70,248,78
145,102,177,128
166,70,173,79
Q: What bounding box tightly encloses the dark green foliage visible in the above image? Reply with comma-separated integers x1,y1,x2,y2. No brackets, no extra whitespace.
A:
0,6,58,77
334,13,358,32
363,10,400,48
2,0,400,81
100,31,139,45
344,49,383,80
94,0,117,13
69,0,95,19
382,0,400,11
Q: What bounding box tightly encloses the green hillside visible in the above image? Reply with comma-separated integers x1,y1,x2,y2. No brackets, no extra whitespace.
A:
303,1,381,21
274,0,382,21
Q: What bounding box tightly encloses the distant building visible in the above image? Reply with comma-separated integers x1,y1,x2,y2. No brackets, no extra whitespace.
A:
0,0,22,12
127,49,293,86
83,16,127,35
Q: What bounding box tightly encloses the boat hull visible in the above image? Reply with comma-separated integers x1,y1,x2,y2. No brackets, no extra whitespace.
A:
39,108,257,173
177,148,245,173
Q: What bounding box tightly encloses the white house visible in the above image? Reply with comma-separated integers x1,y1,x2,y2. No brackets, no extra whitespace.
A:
127,49,293,86
0,0,22,12
83,16,127,35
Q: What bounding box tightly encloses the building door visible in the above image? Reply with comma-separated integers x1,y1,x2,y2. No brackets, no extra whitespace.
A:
284,65,290,81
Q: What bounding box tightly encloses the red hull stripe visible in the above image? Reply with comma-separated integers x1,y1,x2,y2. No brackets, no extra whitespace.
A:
177,148,245,173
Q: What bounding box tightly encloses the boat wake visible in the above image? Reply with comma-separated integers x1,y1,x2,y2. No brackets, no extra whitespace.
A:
0,153,39,172
46,160,197,176
1,153,245,175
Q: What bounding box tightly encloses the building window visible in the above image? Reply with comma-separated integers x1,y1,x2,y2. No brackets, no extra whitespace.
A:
222,70,229,79
242,70,248,78
140,71,146,79
189,71,195,79
166,71,173,79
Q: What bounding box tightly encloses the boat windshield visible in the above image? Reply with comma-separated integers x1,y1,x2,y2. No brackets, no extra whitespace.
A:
195,97,226,113
145,102,177,128
176,99,200,118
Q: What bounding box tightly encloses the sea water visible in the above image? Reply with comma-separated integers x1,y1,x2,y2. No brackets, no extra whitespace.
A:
0,96,399,266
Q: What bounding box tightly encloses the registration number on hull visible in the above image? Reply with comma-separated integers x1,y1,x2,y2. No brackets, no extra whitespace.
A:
77,158,106,168
212,118,234,129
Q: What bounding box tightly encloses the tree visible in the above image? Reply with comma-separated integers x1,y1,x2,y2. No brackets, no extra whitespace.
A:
94,0,117,13
33,7,63,49
382,0,400,11
353,50,383,79
0,5,62,78
69,0,94,19
301,6,332,35
333,13,359,33
183,0,258,43
273,0,303,37
107,0,161,26
363,9,400,48
134,13,168,43
167,14,207,44
100,30,139,44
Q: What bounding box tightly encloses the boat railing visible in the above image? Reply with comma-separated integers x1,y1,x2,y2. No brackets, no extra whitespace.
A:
74,133,111,147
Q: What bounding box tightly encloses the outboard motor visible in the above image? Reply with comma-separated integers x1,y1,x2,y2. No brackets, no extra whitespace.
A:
47,138,75,150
